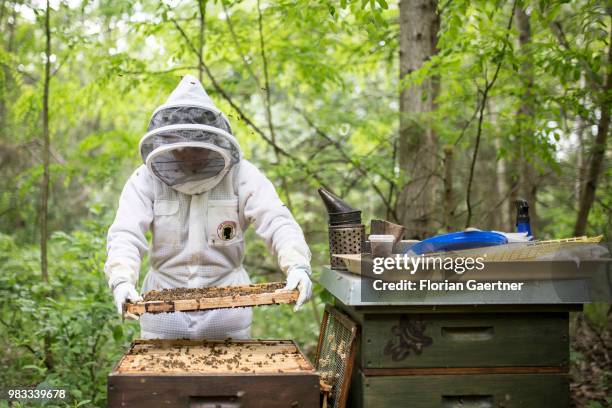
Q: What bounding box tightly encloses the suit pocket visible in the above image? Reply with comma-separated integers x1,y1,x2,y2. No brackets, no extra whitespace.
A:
154,199,179,216
152,199,181,248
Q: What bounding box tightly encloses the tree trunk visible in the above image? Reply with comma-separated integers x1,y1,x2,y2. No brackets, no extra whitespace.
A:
493,133,510,231
442,145,454,231
515,6,538,232
397,0,439,239
482,96,510,231
573,26,612,236
41,0,51,283
41,0,53,371
573,76,588,207
197,0,206,83
575,121,586,207
0,5,16,137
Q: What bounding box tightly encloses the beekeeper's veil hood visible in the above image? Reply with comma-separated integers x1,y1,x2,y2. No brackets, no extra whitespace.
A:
139,75,241,195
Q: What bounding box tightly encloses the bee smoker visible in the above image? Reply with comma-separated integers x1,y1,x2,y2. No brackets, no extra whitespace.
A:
318,188,365,270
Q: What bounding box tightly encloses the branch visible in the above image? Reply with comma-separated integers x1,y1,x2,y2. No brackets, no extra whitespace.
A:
170,18,328,188
386,138,398,220
197,0,206,82
119,66,199,76
483,179,521,224
295,107,399,221
254,0,293,209
549,20,602,89
257,0,277,148
465,0,517,228
223,1,282,164
22,139,66,165
223,2,263,92
306,139,333,160
453,101,480,145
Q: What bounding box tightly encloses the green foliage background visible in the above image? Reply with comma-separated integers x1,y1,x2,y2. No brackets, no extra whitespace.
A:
0,0,609,406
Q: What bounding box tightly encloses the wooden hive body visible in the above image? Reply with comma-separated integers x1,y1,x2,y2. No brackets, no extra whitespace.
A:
108,339,320,408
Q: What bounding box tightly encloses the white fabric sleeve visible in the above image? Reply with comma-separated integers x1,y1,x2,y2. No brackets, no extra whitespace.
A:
237,160,311,275
105,165,154,289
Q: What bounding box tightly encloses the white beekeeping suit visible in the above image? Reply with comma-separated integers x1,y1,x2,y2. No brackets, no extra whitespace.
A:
105,75,312,339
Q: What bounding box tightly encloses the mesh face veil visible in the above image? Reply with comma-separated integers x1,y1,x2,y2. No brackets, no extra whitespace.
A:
148,105,232,134
139,76,241,195
140,125,240,195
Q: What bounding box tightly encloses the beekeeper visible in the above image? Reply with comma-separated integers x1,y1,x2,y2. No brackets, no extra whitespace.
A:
105,75,312,340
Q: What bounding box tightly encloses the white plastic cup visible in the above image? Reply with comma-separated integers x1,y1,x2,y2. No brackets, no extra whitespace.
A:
369,234,395,257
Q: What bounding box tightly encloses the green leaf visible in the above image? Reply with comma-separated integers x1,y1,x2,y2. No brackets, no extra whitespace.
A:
112,325,123,342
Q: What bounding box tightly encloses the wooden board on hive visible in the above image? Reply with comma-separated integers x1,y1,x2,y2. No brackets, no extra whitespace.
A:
114,339,314,375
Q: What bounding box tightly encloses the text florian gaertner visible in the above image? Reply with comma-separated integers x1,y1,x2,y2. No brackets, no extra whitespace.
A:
373,279,524,291
371,254,525,292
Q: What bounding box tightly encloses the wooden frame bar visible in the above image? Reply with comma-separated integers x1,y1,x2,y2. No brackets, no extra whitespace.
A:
124,286,298,316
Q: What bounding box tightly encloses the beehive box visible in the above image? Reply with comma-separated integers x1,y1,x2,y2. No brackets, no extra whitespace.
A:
108,339,320,408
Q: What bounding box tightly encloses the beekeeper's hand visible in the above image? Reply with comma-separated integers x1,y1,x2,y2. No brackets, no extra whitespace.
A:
113,281,143,320
281,266,312,311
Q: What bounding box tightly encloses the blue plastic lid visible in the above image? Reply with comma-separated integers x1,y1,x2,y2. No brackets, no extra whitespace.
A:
408,231,508,255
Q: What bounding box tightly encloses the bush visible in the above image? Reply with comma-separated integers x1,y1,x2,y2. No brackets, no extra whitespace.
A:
0,213,140,407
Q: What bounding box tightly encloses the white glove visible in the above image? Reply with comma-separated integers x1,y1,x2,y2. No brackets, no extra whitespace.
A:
281,266,312,311
113,282,143,320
